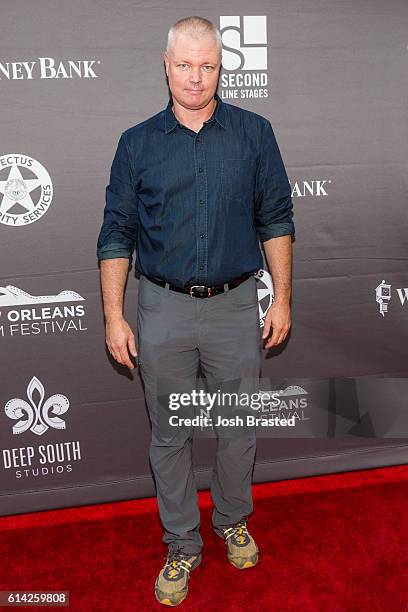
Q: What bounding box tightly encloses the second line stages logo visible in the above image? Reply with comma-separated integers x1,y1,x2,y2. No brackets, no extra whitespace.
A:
220,15,268,100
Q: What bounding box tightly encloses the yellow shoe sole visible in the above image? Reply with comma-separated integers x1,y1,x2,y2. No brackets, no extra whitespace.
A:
154,554,200,606
155,587,188,606
228,552,259,569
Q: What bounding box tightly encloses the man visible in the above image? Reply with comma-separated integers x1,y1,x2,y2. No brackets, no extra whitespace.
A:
97,16,295,607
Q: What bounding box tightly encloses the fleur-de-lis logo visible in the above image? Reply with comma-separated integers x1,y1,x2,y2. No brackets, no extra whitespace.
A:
4,376,69,436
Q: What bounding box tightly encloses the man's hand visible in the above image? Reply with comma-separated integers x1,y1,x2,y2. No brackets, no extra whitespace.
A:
262,301,291,349
105,316,138,370
261,235,293,349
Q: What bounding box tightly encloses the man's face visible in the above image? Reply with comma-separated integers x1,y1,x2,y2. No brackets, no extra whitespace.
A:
164,32,221,110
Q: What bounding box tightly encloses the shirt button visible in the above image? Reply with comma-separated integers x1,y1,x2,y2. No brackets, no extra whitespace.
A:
198,167,203,173
200,233,205,239
196,136,200,143
199,265,204,270
199,200,204,205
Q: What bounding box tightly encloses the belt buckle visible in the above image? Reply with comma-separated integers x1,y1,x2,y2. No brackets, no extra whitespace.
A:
189,285,210,298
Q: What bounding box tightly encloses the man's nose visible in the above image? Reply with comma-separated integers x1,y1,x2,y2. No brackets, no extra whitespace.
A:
189,69,201,84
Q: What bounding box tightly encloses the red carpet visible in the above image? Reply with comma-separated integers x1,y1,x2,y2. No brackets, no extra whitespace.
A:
0,465,407,611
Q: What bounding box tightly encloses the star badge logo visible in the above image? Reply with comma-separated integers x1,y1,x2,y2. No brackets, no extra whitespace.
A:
254,268,274,328
0,153,53,226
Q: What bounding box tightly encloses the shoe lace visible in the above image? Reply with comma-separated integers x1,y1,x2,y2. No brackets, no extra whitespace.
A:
164,546,194,577
222,520,249,545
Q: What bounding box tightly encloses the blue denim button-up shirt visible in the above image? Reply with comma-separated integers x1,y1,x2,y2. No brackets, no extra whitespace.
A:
96,92,295,287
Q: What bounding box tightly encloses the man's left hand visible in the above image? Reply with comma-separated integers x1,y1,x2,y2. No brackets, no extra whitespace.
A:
262,301,291,349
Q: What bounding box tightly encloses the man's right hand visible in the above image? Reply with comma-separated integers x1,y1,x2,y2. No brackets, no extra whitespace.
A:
105,317,138,370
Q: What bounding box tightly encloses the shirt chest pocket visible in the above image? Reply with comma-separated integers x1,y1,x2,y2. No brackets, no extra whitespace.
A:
220,159,257,202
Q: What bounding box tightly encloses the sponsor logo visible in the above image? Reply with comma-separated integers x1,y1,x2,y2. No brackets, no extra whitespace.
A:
291,179,331,197
254,268,273,327
5,376,69,436
220,16,268,100
0,285,87,337
0,285,84,306
0,58,100,80
0,154,53,226
2,376,82,480
259,385,310,420
375,280,408,316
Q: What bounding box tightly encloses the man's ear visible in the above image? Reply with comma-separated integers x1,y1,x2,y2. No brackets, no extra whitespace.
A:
163,51,169,76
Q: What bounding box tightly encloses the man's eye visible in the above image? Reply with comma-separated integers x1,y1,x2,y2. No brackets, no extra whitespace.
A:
203,66,214,71
178,64,188,69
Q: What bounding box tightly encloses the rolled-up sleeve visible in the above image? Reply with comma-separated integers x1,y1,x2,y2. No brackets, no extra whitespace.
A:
96,132,138,265
254,119,295,242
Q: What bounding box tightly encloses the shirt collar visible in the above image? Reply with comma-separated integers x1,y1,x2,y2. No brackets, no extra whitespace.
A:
164,91,226,134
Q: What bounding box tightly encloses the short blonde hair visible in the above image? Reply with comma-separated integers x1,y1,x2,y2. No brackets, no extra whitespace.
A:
166,16,222,57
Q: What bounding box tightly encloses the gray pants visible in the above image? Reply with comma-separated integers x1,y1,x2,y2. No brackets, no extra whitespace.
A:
136,274,262,555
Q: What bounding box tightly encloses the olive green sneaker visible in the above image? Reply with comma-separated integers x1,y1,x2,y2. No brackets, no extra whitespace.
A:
214,520,259,569
155,545,201,606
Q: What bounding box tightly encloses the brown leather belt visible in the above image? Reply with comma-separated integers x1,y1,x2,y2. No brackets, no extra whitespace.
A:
142,272,252,298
